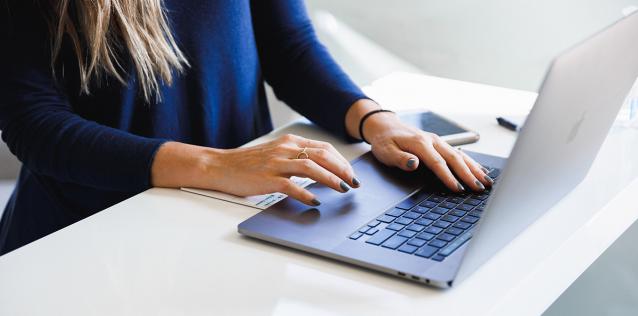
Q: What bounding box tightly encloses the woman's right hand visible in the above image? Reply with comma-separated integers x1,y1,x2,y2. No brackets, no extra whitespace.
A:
151,134,360,206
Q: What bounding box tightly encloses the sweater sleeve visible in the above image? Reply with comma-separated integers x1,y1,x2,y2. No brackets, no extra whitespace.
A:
0,3,166,192
250,0,369,141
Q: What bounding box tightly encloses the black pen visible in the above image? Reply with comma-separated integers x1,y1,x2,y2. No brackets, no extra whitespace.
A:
496,117,519,131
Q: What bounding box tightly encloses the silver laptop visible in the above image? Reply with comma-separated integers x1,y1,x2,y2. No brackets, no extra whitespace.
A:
238,13,638,288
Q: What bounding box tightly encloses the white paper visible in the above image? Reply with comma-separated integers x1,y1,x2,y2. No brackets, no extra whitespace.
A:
181,176,315,209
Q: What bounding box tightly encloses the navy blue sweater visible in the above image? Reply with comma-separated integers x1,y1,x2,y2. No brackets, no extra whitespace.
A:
0,0,366,254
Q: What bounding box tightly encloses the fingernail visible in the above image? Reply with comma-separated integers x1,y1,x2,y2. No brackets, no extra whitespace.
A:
457,182,465,192
484,175,494,185
340,181,350,192
481,167,490,174
352,177,361,187
407,158,417,169
475,180,486,191
311,198,321,206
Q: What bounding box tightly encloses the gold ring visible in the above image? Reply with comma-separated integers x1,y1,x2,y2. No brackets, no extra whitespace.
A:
296,147,309,159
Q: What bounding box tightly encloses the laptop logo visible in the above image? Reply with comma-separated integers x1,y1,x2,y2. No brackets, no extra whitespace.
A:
567,111,586,143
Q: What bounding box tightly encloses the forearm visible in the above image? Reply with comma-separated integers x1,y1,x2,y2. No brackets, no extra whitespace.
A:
151,142,225,189
252,0,368,140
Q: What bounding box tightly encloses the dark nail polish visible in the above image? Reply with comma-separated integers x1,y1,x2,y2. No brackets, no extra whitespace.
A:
340,181,350,192
475,180,486,191
484,175,494,185
311,198,321,206
457,182,465,192
481,167,490,174
352,177,361,187
407,158,417,169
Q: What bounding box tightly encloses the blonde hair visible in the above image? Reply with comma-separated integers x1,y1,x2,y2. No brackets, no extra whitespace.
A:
50,0,189,102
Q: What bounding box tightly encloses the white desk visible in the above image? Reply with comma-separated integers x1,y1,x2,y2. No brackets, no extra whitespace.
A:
2,72,638,316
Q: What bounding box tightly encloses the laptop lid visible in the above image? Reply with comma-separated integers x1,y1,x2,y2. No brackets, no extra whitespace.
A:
456,12,638,282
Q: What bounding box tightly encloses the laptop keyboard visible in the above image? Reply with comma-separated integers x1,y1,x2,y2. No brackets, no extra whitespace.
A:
349,167,501,262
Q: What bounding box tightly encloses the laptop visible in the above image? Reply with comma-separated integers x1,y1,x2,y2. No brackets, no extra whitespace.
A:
238,13,638,288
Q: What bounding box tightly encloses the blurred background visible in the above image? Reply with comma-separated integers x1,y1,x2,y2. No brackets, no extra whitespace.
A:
1,1,638,314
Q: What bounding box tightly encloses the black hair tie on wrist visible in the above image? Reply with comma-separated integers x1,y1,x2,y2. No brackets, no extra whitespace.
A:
358,109,395,144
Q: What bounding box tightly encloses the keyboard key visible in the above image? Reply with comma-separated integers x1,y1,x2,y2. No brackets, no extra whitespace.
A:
386,223,405,231
396,191,429,210
382,235,409,249
457,204,474,211
365,229,395,245
431,254,446,262
376,215,394,223
367,220,380,227
449,210,466,217
403,211,420,219
359,226,371,234
412,206,429,214
406,224,425,232
475,194,489,201
366,228,379,235
419,201,438,208
433,220,452,229
408,238,427,247
440,202,457,209
415,218,433,226
439,231,473,256
414,245,439,258
424,226,443,235
465,199,481,206
424,212,441,220
488,168,500,179
385,208,406,217
398,230,417,238
416,232,436,241
476,205,486,211
446,227,464,236
442,214,460,222
448,197,464,203
453,222,472,230
431,207,448,215
398,244,418,254
428,196,445,203
349,232,363,240
437,233,456,242
469,211,482,218
461,216,479,224
429,239,447,248
395,217,413,225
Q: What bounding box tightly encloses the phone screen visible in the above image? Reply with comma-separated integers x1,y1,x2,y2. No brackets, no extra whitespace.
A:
399,111,468,136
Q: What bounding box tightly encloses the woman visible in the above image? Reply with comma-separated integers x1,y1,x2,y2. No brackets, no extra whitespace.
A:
0,0,492,255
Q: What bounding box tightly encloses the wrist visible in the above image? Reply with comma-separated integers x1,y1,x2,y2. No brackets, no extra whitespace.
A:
361,111,400,143
345,99,398,142
345,99,382,140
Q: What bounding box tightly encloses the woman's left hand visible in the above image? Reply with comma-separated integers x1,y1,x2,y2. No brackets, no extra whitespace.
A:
346,100,493,193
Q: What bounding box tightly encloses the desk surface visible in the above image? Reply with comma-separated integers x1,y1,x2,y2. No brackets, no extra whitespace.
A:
2,72,638,316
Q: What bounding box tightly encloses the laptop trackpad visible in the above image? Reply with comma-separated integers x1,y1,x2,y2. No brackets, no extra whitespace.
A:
241,152,447,250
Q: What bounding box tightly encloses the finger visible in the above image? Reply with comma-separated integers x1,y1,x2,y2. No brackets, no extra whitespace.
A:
301,139,360,187
284,158,351,193
458,149,494,187
412,142,466,192
434,141,485,191
303,147,358,188
275,178,321,206
371,140,419,171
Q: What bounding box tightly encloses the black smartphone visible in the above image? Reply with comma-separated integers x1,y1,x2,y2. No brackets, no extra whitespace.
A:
399,111,480,146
